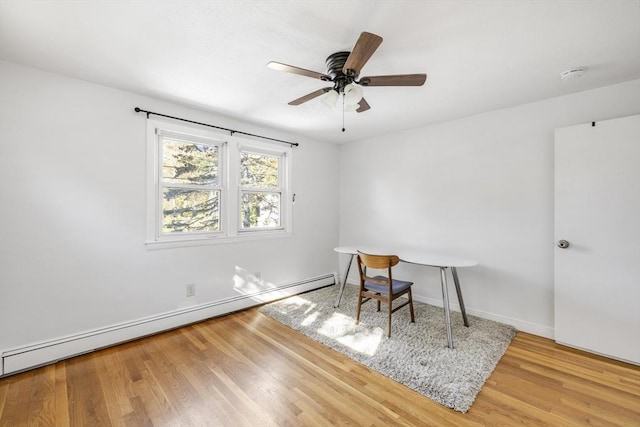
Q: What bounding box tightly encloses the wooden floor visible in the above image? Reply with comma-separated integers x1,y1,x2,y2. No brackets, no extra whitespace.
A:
1,307,639,426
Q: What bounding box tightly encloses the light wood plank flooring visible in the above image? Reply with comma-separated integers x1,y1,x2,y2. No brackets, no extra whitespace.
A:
1,307,639,426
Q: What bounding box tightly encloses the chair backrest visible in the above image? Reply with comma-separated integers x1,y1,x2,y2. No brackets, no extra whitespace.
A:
356,251,400,286
357,252,400,269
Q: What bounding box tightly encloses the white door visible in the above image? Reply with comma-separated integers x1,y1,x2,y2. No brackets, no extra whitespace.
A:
554,114,640,364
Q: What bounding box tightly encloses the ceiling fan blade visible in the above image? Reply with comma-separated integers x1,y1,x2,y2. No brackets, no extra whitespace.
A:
288,87,332,105
356,98,370,113
358,74,427,87
267,61,330,81
343,32,383,77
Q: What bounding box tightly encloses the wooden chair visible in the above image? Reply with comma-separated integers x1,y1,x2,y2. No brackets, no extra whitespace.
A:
355,251,415,337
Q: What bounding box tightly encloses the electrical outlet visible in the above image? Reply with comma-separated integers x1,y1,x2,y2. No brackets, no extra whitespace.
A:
186,283,195,297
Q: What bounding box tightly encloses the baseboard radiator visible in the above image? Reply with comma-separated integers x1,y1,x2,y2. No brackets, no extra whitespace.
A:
1,274,336,376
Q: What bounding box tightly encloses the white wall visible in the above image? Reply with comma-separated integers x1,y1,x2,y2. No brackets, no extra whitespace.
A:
0,60,340,373
338,79,640,337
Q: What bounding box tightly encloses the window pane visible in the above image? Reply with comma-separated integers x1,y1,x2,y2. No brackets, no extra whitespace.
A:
163,139,219,185
240,152,279,189
162,188,220,233
241,192,280,229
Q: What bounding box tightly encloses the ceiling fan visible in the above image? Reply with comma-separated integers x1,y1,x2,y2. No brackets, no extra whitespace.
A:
267,31,427,120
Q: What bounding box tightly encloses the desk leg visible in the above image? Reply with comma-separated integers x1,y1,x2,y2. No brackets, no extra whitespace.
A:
451,267,470,327
440,267,454,349
335,254,355,308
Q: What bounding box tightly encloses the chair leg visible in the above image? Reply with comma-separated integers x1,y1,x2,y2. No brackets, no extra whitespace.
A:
387,300,392,337
408,289,415,323
377,298,381,312
355,292,362,325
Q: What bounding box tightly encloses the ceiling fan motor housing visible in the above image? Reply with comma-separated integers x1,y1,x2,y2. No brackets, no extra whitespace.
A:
326,51,356,91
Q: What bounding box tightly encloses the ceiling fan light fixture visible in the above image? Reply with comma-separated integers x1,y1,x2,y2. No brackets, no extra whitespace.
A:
321,89,339,109
343,83,363,105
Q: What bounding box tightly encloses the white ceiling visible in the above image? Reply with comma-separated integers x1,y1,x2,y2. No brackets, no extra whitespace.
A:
1,1,639,143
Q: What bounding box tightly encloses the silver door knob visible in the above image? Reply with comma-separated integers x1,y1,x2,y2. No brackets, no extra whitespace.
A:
557,239,570,249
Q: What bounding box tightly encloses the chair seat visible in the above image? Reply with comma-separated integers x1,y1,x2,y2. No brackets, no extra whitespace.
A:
364,276,413,294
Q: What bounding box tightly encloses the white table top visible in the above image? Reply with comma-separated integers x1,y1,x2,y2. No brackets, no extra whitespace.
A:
334,246,477,268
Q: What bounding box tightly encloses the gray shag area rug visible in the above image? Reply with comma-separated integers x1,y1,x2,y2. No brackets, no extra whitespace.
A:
259,284,517,413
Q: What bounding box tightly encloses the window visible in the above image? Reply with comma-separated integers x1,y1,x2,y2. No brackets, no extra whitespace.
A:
239,149,284,230
160,131,223,235
146,119,292,248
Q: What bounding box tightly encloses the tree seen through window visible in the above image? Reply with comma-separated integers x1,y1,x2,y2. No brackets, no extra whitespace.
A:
161,139,220,233
240,151,281,229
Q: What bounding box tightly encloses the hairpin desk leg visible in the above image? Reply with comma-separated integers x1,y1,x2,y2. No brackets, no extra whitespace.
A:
335,254,355,308
451,267,470,327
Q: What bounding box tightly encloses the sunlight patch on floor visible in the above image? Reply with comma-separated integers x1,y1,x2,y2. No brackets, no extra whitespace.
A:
317,312,383,357
272,295,320,319
260,292,384,356
301,309,320,326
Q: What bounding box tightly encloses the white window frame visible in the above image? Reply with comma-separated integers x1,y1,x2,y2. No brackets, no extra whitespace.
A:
146,118,293,249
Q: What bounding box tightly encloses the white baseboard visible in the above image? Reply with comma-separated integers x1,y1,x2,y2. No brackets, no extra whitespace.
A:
1,274,335,376
338,282,555,339
412,293,555,339
555,340,640,366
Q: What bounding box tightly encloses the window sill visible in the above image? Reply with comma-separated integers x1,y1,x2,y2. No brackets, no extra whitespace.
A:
145,231,292,250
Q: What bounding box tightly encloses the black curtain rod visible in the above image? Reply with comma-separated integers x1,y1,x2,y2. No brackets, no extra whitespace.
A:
134,107,299,147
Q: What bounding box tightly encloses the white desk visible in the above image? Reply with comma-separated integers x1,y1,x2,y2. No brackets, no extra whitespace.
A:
334,246,477,349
